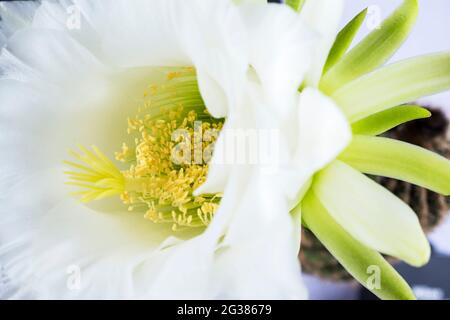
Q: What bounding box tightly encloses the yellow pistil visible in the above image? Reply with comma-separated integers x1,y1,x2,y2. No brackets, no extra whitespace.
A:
65,68,224,231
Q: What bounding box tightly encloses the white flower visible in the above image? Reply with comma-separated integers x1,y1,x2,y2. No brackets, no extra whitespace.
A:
0,0,349,299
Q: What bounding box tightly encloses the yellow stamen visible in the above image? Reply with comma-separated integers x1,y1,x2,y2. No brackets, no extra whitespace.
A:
64,68,224,231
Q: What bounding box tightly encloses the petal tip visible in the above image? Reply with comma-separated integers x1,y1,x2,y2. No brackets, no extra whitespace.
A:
407,238,431,268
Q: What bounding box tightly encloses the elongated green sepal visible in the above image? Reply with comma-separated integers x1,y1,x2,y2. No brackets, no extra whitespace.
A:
332,52,450,122
351,105,431,135
339,135,450,195
321,0,418,94
313,160,430,266
323,8,367,75
301,192,416,300
285,0,305,12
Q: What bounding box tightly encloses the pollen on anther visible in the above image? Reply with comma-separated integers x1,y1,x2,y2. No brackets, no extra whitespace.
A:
65,68,224,231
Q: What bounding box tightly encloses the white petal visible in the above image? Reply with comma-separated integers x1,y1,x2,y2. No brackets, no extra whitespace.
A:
31,1,67,29
70,0,248,119
198,83,350,299
3,28,107,85
294,87,351,179
176,0,248,118
313,160,431,267
277,87,351,207
71,0,186,67
0,168,223,299
193,118,233,195
197,83,308,299
0,169,152,298
210,168,307,299
0,30,6,47
196,70,229,118
301,0,344,86
240,2,314,120
0,1,39,38
0,28,177,170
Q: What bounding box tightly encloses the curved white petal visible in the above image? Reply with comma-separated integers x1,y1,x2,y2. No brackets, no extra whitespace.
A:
176,0,248,118
71,0,186,67
0,1,39,39
301,0,344,86
31,1,68,29
196,70,230,118
313,160,431,267
239,3,314,120
0,168,226,299
209,167,307,299
0,32,169,173
4,28,107,85
193,115,234,195
294,87,351,181
0,30,5,47
197,83,311,299
67,0,247,119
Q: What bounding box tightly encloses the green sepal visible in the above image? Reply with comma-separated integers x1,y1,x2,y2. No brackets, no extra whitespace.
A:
339,135,450,195
300,191,416,300
321,0,418,94
351,105,431,136
285,0,305,12
332,52,450,122
323,8,368,75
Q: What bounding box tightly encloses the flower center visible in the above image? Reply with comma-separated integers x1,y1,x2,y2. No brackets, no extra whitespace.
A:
64,68,224,231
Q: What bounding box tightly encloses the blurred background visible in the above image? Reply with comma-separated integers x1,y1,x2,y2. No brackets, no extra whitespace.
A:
298,0,450,300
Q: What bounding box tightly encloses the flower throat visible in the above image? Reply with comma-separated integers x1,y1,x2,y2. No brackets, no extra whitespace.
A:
64,68,224,231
